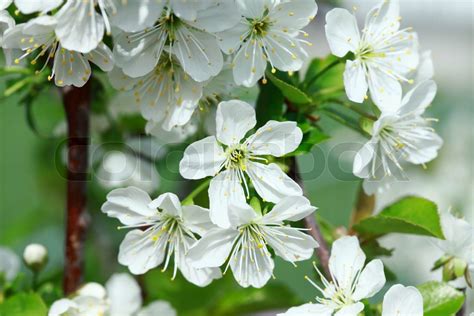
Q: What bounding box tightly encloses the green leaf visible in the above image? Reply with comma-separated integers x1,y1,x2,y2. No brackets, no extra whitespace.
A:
353,196,444,238
418,281,464,316
304,55,344,98
0,293,47,316
266,72,312,105
256,80,284,127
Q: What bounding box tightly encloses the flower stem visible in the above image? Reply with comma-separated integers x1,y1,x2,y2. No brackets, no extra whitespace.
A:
61,83,91,295
182,178,212,205
288,157,331,279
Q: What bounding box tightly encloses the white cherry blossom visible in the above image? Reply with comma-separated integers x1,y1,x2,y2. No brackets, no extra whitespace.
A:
325,0,419,109
179,100,303,227
187,196,318,288
49,283,109,316
113,0,240,81
0,246,20,281
278,236,386,316
217,0,318,87
2,15,113,87
382,284,423,316
353,80,443,195
101,187,221,286
0,9,14,44
13,0,63,14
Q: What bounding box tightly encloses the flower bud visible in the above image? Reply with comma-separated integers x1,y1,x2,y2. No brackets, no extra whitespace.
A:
23,244,48,272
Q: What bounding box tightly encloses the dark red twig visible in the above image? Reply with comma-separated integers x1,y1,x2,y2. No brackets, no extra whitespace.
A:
61,83,91,294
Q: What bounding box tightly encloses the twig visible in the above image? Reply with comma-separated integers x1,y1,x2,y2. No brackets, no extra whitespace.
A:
61,83,91,295
349,183,375,233
288,157,331,279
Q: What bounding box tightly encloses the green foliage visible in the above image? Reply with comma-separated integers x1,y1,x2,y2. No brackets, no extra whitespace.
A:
288,122,329,156
255,80,284,127
266,71,312,105
418,281,464,316
303,55,344,99
0,293,47,316
353,196,444,238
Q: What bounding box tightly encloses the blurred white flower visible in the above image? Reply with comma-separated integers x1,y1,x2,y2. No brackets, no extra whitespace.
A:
49,273,177,316
353,80,442,195
113,0,240,81
217,0,318,87
0,0,62,14
0,246,20,281
146,117,198,145
97,150,160,195
23,243,48,272
179,100,303,228
325,0,419,109
2,15,113,87
101,187,221,286
188,196,318,288
382,284,423,316
0,9,14,44
279,236,386,316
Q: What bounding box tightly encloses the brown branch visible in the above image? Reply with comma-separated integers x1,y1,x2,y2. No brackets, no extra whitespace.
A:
349,184,375,234
61,83,91,295
288,157,331,279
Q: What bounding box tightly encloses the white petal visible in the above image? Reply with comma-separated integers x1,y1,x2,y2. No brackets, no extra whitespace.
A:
215,20,248,54
86,42,113,72
263,31,305,72
189,0,241,33
235,0,267,18
149,192,182,217
0,10,15,45
352,259,386,301
55,0,104,53
106,273,142,316
53,48,91,88
344,59,368,103
382,284,423,316
208,169,246,228
182,205,214,236
187,228,238,268
216,100,256,146
232,38,267,87
334,302,365,316
0,0,12,11
262,196,316,224
414,50,434,83
246,162,303,204
76,282,106,299
48,299,78,316
230,246,274,288
247,120,303,157
179,136,226,180
403,132,442,165
353,140,377,179
363,0,400,43
101,186,156,226
264,226,318,262
325,8,360,57
271,0,318,30
15,0,62,14
329,236,366,291
278,303,334,316
110,0,164,32
399,80,437,115
136,301,177,316
228,202,259,228
172,26,223,82
367,65,402,110
432,211,473,261
170,0,203,21
23,15,57,35
0,247,20,281
118,229,165,274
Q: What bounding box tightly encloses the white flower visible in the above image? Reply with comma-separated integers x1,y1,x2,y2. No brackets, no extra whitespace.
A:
432,210,473,264
108,57,203,131
97,150,160,194
217,0,318,87
145,115,199,145
179,100,303,227
279,236,386,316
49,273,177,316
2,15,113,87
101,187,221,286
113,0,240,81
23,243,48,271
325,0,419,109
0,9,14,45
188,196,318,288
382,284,423,316
0,246,20,281
13,0,63,14
353,80,443,195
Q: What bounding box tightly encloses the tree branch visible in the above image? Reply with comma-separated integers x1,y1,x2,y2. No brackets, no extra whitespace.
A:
288,157,331,279
61,83,91,295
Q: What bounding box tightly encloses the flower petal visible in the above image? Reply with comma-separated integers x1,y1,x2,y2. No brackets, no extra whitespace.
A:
136,301,177,316
325,8,360,57
101,186,156,226
262,196,316,224
399,80,437,115
367,65,402,110
247,162,303,204
382,284,423,316
263,31,305,72
86,42,113,72
247,120,303,157
187,228,238,268
110,0,164,32
53,48,91,88
208,169,246,228
353,140,377,179
48,299,78,316
228,202,259,228
189,0,241,33
15,0,62,14
149,192,182,217
232,38,267,87
344,59,368,103
106,273,142,316
216,20,248,54
329,236,366,291
264,226,318,262
363,0,400,43
352,259,386,301
216,100,256,146
182,205,214,236
271,0,318,30
179,136,226,180
278,303,334,316
76,282,106,299
334,302,365,316
230,246,274,288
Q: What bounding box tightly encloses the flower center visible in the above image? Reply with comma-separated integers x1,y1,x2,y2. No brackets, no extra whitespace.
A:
225,145,248,170
250,16,271,37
